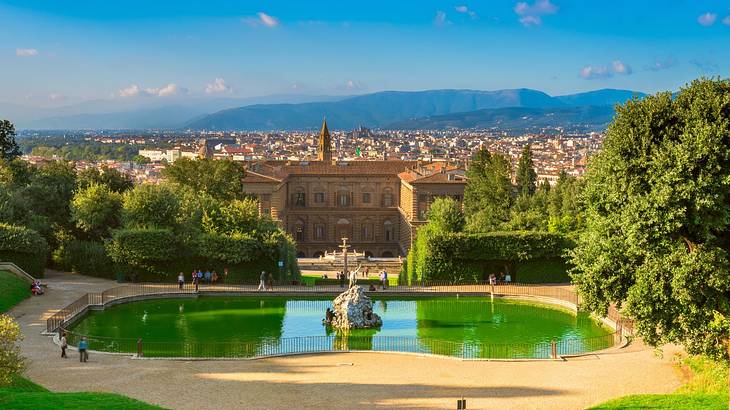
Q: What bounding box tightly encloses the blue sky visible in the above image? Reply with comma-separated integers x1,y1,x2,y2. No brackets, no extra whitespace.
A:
2,0,730,107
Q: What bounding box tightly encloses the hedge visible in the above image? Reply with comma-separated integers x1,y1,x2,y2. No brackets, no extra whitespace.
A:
53,240,115,279
0,223,48,277
403,230,574,284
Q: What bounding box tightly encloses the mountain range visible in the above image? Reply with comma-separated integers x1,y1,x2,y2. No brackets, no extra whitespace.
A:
4,88,646,131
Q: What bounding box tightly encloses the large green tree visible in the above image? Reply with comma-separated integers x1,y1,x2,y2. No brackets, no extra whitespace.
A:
162,158,246,201
515,144,537,197
122,184,180,229
425,197,465,233
77,166,133,193
0,120,21,161
570,78,730,359
463,148,513,232
71,184,123,239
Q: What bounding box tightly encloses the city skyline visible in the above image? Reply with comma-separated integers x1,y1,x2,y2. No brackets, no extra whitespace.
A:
3,0,730,108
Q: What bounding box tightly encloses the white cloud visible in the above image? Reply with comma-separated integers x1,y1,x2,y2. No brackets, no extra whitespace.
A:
49,93,67,101
16,48,38,57
514,0,557,26
146,83,185,97
645,57,676,72
344,80,366,91
723,16,730,25
698,12,717,26
243,12,280,27
580,60,633,79
454,5,478,19
118,83,185,97
434,10,450,27
205,78,233,94
118,84,142,97
611,60,632,75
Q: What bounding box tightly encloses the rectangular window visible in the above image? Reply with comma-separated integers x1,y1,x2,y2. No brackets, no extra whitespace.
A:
314,192,325,203
263,208,271,215
315,224,325,240
362,192,371,204
295,193,305,207
338,193,350,207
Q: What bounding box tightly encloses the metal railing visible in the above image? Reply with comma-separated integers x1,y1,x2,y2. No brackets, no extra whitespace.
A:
60,329,619,360
47,281,630,359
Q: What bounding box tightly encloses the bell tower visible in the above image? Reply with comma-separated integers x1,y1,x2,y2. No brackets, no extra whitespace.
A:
317,118,332,162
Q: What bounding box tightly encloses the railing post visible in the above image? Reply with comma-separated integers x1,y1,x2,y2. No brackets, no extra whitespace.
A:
550,340,557,359
137,338,143,357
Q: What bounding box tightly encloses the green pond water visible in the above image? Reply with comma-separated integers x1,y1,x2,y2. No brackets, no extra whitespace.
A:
68,296,613,358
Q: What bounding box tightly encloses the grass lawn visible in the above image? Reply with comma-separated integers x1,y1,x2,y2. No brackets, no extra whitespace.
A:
0,376,165,410
0,270,30,313
588,354,728,409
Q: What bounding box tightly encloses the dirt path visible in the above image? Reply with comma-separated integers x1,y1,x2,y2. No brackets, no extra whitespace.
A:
8,271,681,410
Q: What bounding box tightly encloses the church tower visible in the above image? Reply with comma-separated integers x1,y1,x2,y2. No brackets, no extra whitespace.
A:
317,118,332,162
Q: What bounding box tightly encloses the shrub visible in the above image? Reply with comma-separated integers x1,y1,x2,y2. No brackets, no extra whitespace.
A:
0,314,25,386
53,240,115,279
0,223,48,277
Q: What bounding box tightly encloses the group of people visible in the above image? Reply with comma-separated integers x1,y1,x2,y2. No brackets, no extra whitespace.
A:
178,268,230,291
30,280,44,296
488,272,512,285
332,265,389,290
59,332,88,362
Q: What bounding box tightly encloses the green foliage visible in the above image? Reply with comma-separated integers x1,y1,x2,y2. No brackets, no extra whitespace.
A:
107,228,177,263
588,393,727,410
71,184,122,239
53,240,115,279
198,232,261,264
514,258,570,283
464,148,513,231
162,157,247,201
0,223,48,276
570,78,730,360
0,120,21,161
0,271,30,313
77,166,133,193
515,144,537,196
0,314,26,386
425,197,465,233
122,184,180,229
202,198,268,235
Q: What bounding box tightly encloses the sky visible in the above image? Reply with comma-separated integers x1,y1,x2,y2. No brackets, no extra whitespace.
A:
2,0,730,107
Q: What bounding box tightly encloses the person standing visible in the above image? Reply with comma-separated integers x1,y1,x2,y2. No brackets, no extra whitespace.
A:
193,275,199,293
78,337,88,362
339,271,345,288
177,272,185,290
223,267,229,284
266,271,273,291
381,269,388,290
204,270,211,284
60,332,68,358
212,271,218,285
258,271,267,291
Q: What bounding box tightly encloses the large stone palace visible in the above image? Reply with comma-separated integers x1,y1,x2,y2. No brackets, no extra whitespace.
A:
240,120,467,257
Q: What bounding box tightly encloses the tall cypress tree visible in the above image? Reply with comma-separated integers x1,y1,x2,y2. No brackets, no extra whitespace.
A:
0,120,21,161
516,144,537,196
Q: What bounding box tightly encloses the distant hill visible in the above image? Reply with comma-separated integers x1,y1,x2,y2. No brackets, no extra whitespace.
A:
555,88,646,107
185,89,567,131
386,105,616,131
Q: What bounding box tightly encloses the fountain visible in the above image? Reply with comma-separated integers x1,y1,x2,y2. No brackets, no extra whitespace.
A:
329,285,382,329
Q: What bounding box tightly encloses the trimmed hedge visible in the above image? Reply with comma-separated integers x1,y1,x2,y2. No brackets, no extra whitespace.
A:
53,240,115,279
0,223,48,277
404,230,574,284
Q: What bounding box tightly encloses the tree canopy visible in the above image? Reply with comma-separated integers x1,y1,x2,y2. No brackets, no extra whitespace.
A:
162,157,246,201
516,144,537,197
0,120,21,161
570,78,730,360
463,148,513,232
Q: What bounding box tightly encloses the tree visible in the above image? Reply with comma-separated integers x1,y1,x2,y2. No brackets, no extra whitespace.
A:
570,78,730,360
162,158,246,201
463,149,513,232
77,166,133,193
202,198,272,236
0,314,25,386
71,184,123,239
0,120,21,161
516,144,537,197
425,197,465,233
122,184,180,229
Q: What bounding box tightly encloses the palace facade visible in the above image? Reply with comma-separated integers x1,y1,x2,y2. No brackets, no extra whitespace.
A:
240,120,467,257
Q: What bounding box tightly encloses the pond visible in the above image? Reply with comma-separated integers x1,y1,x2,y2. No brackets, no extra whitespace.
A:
67,296,614,359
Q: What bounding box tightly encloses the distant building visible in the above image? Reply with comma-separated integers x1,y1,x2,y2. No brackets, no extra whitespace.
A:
240,120,466,257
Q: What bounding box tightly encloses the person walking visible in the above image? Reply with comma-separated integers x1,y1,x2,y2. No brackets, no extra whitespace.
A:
266,271,273,291
78,337,88,362
60,332,68,358
258,271,267,291
177,272,185,290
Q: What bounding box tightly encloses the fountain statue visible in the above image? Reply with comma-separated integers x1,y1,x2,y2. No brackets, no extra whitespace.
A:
326,286,382,329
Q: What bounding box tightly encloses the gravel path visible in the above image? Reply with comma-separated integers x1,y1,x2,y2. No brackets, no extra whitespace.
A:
7,271,682,410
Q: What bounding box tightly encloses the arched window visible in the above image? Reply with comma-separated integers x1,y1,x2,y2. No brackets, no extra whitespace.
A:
336,218,351,241
296,251,306,258
382,188,394,207
313,251,325,258
382,251,394,257
364,251,374,258
383,220,394,242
